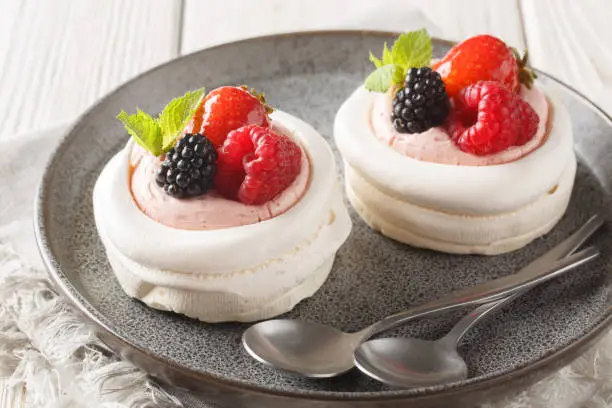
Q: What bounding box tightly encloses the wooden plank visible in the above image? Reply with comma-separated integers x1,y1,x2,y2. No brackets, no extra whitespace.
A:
181,0,525,54
0,0,182,140
520,0,612,114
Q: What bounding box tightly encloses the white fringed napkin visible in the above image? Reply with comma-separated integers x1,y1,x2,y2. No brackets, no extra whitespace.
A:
2,123,612,408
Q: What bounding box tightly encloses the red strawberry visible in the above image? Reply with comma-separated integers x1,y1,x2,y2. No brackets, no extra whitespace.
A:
186,86,270,147
215,125,302,205
432,35,520,97
445,81,539,156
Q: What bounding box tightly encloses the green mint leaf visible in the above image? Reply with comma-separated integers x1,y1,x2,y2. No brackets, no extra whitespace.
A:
391,28,432,69
369,42,394,69
392,65,406,86
157,87,206,153
117,109,163,156
369,51,383,68
382,42,393,65
117,87,207,156
366,30,432,92
364,65,396,92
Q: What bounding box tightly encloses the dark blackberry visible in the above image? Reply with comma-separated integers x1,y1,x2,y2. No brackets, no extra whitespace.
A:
156,133,217,198
391,67,450,134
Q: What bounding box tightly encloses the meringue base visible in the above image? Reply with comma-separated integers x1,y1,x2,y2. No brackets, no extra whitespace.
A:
96,183,351,323
103,236,335,322
344,155,576,255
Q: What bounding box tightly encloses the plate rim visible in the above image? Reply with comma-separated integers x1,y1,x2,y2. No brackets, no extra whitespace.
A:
34,29,612,402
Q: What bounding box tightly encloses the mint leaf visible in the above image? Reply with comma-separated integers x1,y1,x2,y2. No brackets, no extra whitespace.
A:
365,29,432,92
382,42,393,65
369,52,383,68
117,109,163,156
391,29,432,69
364,65,396,92
117,87,209,156
369,42,394,69
157,87,206,153
392,65,406,85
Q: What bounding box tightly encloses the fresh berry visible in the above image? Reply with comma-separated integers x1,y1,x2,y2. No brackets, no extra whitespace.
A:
156,134,217,198
445,81,539,156
185,86,270,147
391,67,450,133
432,35,520,97
215,125,302,205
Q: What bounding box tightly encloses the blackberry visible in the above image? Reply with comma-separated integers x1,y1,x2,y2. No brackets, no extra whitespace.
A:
391,67,450,134
156,133,217,198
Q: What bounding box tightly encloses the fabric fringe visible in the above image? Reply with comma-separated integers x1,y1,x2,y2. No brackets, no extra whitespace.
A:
0,243,183,408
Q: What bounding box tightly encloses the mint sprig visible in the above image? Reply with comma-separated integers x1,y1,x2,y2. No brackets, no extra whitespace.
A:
117,109,163,155
365,29,432,93
364,65,396,93
116,87,206,156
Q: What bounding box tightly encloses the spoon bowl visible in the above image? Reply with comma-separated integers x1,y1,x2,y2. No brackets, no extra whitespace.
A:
242,319,362,377
354,337,468,387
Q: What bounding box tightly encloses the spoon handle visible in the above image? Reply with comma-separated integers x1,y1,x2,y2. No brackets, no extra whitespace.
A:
361,238,601,339
360,214,604,339
441,290,524,346
444,216,603,343
514,214,604,272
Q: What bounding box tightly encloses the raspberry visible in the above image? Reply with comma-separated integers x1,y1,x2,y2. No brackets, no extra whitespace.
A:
215,125,302,205
156,134,217,198
432,35,522,97
445,81,539,156
392,67,450,133
185,86,270,147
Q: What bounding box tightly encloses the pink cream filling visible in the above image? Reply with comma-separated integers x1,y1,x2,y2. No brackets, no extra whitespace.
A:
370,85,550,165
129,145,310,230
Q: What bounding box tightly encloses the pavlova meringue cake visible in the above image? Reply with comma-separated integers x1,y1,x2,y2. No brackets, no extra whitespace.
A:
94,86,351,322
335,30,574,255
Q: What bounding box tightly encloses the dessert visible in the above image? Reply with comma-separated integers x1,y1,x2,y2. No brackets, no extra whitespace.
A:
334,30,575,255
94,86,351,322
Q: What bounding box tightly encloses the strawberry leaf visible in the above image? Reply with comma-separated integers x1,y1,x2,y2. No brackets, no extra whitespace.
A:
512,47,537,89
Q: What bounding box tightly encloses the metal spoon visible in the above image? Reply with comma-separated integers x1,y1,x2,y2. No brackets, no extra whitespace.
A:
242,215,604,378
354,285,561,387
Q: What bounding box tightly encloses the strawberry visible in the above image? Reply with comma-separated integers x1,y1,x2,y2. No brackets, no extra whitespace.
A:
215,125,302,205
432,35,534,97
186,86,270,147
445,81,539,156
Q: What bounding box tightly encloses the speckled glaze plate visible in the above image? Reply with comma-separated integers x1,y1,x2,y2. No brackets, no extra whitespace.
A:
35,32,612,408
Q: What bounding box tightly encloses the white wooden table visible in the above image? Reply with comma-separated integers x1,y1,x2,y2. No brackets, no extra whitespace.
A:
1,0,611,406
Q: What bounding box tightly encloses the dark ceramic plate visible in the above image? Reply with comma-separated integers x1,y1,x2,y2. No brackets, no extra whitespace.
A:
35,32,612,408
